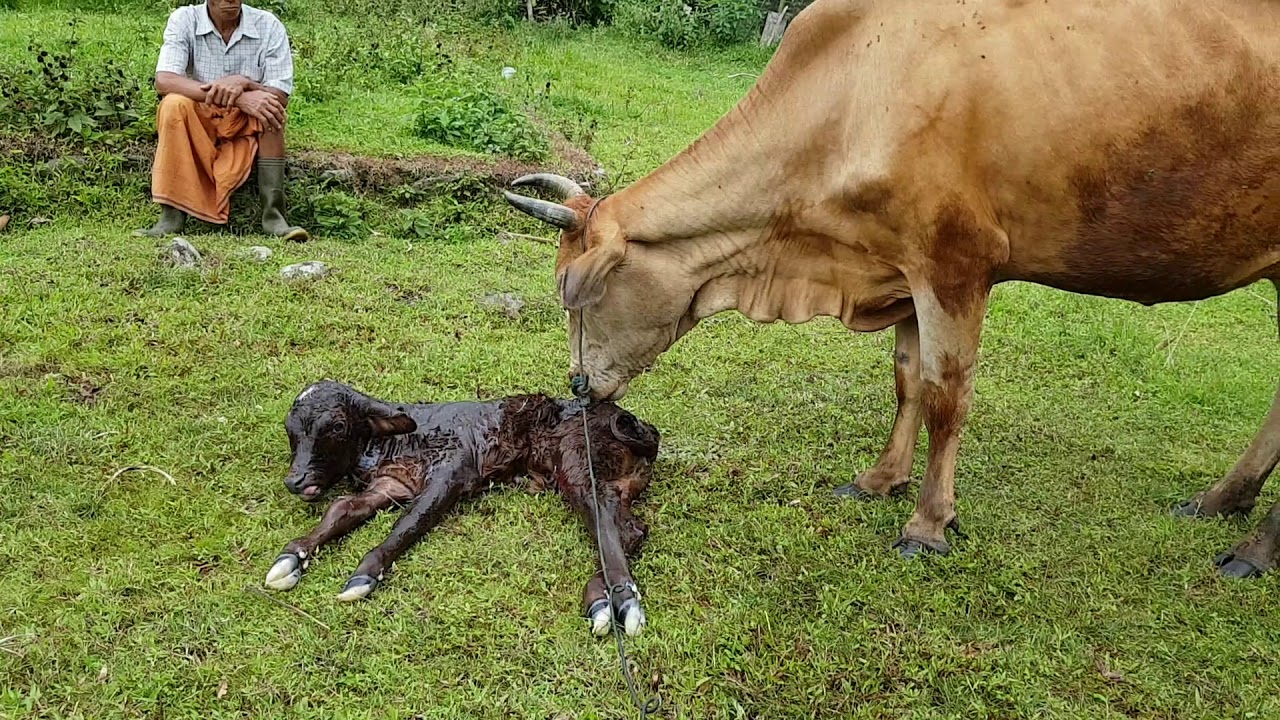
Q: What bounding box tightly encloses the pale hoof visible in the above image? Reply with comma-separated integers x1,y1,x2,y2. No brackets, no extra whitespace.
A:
619,599,646,637
336,574,378,602
264,553,302,591
587,599,611,637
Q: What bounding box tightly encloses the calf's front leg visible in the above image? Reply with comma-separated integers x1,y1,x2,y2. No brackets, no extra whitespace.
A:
337,466,475,602
264,489,400,591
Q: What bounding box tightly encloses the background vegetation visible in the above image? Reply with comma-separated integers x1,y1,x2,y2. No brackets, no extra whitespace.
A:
2,0,1279,718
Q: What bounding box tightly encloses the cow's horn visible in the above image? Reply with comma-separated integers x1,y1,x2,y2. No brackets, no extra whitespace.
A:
512,173,586,199
503,191,581,230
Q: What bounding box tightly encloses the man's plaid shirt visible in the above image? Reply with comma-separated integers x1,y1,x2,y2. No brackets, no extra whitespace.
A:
155,2,295,96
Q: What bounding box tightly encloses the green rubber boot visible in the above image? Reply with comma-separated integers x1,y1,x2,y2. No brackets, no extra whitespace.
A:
132,204,186,237
258,157,309,241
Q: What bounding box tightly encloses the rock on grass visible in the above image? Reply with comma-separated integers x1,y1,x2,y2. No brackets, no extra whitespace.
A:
167,238,202,268
281,261,329,280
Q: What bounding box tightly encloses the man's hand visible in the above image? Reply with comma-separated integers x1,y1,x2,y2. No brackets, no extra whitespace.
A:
235,90,287,131
200,75,253,107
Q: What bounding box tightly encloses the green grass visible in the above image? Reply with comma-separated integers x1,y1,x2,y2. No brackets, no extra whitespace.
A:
4,3,1280,719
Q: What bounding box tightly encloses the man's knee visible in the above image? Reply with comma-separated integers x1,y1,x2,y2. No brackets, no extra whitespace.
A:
156,94,196,127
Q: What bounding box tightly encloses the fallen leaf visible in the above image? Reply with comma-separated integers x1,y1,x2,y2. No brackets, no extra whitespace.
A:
217,679,228,699
0,215,9,232
97,666,109,683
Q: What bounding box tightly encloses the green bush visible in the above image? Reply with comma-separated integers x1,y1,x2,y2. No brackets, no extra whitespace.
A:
0,22,149,144
412,73,549,161
613,0,768,49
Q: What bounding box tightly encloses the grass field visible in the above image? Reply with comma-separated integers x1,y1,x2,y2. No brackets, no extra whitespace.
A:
2,3,1280,719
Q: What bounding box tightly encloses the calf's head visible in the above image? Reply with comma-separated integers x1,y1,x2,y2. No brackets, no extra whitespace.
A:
505,174,702,402
282,380,417,501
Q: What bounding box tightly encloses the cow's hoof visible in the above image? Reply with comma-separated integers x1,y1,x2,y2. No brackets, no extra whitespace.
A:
336,574,378,602
833,483,877,500
587,599,611,637
1214,551,1264,579
892,536,950,559
264,553,302,591
1171,495,1208,518
617,598,646,637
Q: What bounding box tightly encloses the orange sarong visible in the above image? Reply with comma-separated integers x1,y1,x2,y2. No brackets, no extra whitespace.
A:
149,94,262,225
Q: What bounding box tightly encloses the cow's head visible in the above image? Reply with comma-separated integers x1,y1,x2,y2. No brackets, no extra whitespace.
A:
282,380,417,501
505,174,701,402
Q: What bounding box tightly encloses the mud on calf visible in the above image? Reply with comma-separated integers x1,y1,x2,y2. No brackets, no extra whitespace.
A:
263,380,662,637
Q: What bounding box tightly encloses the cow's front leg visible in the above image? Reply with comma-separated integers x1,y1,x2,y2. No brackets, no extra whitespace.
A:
264,490,397,591
337,467,474,602
893,285,988,558
836,314,922,499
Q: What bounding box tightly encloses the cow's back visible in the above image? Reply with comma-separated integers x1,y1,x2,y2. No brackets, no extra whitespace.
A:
811,0,1280,303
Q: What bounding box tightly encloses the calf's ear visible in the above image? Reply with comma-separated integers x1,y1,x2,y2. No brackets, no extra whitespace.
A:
610,412,660,459
363,399,417,437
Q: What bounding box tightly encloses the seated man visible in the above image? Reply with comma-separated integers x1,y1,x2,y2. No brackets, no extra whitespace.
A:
134,0,308,241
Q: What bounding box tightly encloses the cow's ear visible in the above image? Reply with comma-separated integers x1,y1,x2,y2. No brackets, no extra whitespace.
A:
363,399,417,437
559,238,625,310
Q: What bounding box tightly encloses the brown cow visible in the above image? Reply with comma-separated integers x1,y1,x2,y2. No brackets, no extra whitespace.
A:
504,0,1280,577
263,380,658,636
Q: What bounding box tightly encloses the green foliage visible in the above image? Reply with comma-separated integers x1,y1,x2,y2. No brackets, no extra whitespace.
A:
0,21,148,143
305,190,367,238
412,74,549,161
614,0,765,49
291,19,443,103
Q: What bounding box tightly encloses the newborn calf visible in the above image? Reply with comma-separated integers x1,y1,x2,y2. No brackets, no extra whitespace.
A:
263,380,659,636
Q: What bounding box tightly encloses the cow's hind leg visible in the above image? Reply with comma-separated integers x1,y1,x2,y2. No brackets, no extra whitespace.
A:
1215,501,1280,578
836,314,922,499
1173,384,1280,519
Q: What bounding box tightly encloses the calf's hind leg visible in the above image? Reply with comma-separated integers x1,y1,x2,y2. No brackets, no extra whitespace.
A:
561,474,648,637
264,489,400,591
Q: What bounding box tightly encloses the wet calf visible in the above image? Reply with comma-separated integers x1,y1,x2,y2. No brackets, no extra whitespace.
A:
263,380,659,636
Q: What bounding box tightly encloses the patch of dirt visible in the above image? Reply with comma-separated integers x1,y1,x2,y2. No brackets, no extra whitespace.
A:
386,283,430,305
289,147,596,196
66,376,104,406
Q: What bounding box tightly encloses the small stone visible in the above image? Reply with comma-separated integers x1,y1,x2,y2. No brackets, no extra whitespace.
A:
247,246,272,262
0,215,9,233
501,66,516,80
480,292,524,320
168,237,202,268
281,261,329,280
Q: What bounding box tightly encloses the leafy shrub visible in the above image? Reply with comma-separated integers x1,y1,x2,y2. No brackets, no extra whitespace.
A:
614,0,766,49
0,22,148,143
307,191,367,238
292,19,443,103
412,75,549,161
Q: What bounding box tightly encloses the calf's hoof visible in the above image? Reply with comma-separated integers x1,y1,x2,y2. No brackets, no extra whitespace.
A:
264,553,303,591
617,598,646,637
336,574,379,602
585,594,647,638
1214,551,1265,579
587,599,612,637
